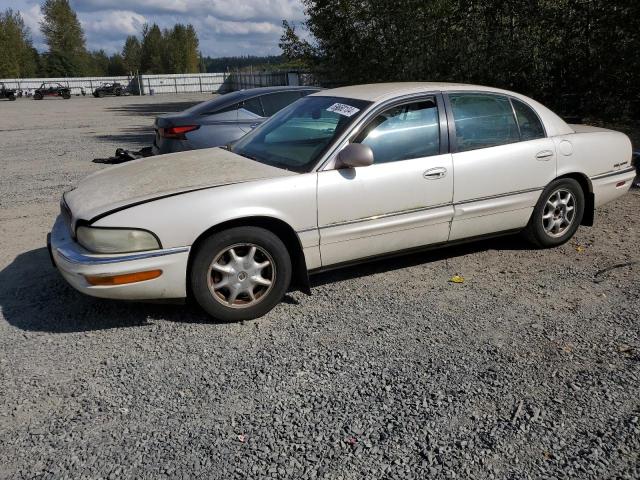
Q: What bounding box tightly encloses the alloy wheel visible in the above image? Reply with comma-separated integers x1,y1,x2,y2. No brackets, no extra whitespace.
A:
542,189,576,237
207,243,275,308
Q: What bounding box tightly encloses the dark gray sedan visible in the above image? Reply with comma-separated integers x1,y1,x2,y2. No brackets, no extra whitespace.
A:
152,86,321,155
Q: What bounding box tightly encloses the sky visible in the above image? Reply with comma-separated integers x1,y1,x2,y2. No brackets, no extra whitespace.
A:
2,0,307,57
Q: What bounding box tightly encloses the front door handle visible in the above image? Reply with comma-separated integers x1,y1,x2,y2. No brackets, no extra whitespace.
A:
423,167,447,179
536,150,554,160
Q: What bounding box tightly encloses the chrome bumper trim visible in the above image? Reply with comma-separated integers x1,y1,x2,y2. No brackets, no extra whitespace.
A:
56,246,190,266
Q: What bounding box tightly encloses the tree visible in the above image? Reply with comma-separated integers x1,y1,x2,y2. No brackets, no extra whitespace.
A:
107,54,127,76
279,20,315,69
140,23,164,74
40,0,87,76
289,0,640,119
163,24,200,73
86,49,109,75
122,35,141,73
0,9,38,77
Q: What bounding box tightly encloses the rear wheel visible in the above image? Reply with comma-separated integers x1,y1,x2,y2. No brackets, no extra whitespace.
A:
190,227,292,322
34,92,42,100
115,89,122,96
98,90,105,98
524,178,585,247
62,92,71,99
8,94,16,101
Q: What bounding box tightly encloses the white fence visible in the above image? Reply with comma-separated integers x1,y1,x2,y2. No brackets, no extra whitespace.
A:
0,72,307,96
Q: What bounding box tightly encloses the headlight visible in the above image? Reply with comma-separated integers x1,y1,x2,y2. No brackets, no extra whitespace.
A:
77,227,161,253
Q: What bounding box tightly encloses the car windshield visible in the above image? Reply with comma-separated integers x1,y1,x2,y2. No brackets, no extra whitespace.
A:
230,95,371,172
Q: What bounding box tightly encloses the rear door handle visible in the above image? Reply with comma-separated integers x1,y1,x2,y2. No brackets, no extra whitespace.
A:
423,167,447,179
536,150,554,160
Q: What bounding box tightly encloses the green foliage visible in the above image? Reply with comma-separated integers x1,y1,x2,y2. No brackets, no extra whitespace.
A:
0,9,38,78
287,0,640,119
163,24,200,73
122,35,142,73
140,23,164,74
107,54,127,76
40,0,86,62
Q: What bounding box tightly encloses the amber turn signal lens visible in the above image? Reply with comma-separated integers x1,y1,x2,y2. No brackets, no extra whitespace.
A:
84,269,162,286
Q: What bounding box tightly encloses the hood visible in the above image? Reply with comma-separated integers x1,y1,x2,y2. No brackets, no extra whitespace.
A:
64,147,295,223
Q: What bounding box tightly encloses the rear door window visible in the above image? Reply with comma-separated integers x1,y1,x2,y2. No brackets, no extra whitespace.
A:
449,93,520,152
261,92,303,116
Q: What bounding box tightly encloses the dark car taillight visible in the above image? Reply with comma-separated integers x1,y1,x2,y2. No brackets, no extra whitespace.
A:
159,125,199,140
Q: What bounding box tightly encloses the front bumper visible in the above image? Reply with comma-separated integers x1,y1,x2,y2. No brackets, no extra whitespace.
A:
49,215,190,300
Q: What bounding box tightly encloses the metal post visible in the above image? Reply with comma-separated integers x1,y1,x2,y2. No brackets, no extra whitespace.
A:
174,77,178,93
199,76,202,93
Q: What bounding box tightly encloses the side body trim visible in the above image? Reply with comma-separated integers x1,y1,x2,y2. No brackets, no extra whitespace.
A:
590,167,635,180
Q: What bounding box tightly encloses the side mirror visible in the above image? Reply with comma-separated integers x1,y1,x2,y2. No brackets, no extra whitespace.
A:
335,143,374,169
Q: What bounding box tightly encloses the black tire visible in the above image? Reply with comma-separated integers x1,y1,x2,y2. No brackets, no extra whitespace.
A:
8,94,16,101
34,92,42,100
98,90,105,98
190,227,292,322
62,92,71,99
524,178,585,248
115,89,122,96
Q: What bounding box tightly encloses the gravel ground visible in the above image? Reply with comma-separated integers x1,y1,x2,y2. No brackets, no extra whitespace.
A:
0,94,638,479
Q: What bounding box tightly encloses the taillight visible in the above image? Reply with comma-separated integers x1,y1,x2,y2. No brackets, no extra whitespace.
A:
160,125,199,139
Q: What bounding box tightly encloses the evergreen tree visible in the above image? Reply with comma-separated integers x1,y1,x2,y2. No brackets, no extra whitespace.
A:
0,9,38,77
140,23,164,74
122,35,141,73
40,0,87,76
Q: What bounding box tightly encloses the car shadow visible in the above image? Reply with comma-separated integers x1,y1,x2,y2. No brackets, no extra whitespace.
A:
0,248,211,333
105,101,204,117
1,235,530,333
310,234,531,287
94,126,155,148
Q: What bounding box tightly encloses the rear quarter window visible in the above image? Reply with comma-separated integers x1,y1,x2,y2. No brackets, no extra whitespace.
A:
512,99,545,140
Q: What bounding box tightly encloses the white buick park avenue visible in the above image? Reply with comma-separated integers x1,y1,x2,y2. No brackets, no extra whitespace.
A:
48,83,636,321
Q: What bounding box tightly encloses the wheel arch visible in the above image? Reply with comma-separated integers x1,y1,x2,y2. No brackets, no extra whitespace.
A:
555,172,594,226
186,216,311,298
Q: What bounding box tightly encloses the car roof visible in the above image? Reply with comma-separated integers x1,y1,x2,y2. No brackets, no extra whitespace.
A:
313,82,573,136
311,82,527,101
184,85,323,115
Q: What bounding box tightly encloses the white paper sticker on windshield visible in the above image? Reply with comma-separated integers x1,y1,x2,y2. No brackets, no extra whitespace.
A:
326,103,360,117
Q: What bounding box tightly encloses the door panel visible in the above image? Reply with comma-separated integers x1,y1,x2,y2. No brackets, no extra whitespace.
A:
317,154,454,266
445,92,557,240
450,139,555,240
452,139,556,204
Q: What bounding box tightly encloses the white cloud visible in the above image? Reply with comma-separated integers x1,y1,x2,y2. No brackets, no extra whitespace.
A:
75,0,305,22
4,0,303,56
82,10,147,39
202,16,281,36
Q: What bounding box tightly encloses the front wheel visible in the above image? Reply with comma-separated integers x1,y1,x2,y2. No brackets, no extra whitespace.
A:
8,94,16,101
62,93,71,99
34,93,42,100
524,178,585,248
190,227,292,322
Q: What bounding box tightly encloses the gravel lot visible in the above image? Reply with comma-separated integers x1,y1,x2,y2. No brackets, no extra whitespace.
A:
0,94,638,479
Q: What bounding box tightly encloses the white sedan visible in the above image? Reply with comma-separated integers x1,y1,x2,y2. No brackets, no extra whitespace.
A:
49,83,636,321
